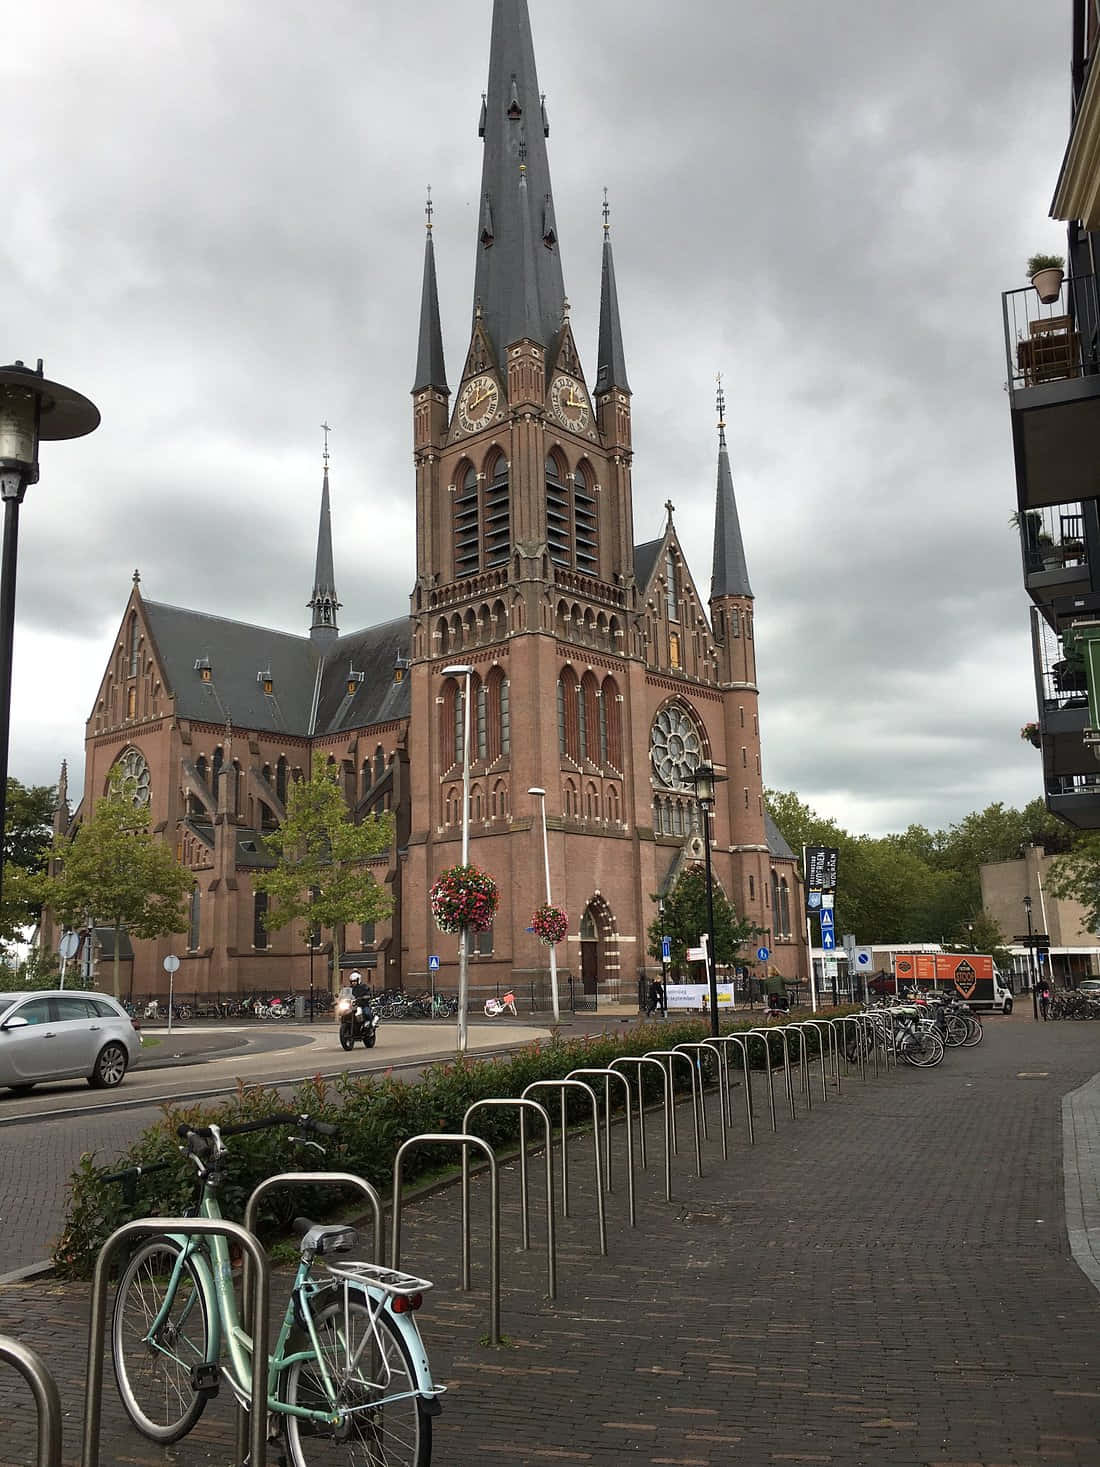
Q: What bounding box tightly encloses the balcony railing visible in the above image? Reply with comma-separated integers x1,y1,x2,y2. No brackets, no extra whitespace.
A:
1018,501,1088,577
1033,609,1089,714
1003,272,1100,392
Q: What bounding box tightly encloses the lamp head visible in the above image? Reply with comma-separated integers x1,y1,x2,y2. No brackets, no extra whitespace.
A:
442,663,474,678
527,786,546,797
0,361,100,503
687,763,726,806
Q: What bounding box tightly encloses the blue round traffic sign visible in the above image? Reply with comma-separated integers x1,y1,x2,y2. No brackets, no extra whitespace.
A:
757,946,770,962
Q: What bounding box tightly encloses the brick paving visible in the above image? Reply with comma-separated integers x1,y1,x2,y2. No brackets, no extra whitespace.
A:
0,1014,1097,1465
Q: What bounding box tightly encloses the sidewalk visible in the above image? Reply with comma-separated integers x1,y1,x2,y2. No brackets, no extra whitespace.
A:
0,1015,1097,1465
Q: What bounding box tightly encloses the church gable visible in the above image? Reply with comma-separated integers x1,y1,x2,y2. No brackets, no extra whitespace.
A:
88,584,172,737
635,526,718,682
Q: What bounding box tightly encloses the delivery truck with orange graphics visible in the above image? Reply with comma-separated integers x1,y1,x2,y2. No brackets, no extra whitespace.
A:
892,953,1014,1014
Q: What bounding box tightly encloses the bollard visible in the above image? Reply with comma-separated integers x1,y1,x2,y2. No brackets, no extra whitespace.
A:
521,1079,607,1255
567,1067,636,1227
463,1098,556,1298
0,1336,62,1467
83,1217,270,1467
391,1133,500,1344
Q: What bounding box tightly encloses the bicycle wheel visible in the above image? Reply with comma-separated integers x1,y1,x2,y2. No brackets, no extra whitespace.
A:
961,1015,984,1046
943,1015,969,1047
112,1237,213,1443
902,1029,944,1067
281,1292,430,1467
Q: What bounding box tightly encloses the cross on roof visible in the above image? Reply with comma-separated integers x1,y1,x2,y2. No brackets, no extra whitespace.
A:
665,499,675,522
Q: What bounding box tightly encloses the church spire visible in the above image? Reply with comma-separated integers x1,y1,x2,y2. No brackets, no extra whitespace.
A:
472,0,566,367
595,189,630,395
309,424,341,649
412,187,448,394
710,377,752,600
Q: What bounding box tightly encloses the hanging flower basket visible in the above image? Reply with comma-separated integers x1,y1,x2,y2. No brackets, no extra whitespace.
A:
430,863,499,934
1020,721,1041,748
531,903,569,946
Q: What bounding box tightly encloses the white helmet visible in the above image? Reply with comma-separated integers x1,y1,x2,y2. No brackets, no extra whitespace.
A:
350,971,362,984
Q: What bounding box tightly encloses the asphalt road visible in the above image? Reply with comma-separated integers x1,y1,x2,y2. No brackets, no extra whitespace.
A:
0,1017,550,1279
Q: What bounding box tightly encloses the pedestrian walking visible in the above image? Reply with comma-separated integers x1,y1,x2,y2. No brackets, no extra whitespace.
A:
654,976,666,1016
644,979,660,1017
1039,981,1051,1020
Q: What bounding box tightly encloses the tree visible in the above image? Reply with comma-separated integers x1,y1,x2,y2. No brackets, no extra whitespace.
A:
1046,834,1100,933
950,908,1012,968
42,770,191,997
646,865,761,978
251,766,394,987
0,779,56,941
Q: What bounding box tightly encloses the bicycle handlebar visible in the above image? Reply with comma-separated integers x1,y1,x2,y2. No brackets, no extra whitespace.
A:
176,1112,338,1142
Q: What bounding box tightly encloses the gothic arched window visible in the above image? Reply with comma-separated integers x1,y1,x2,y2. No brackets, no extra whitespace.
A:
545,454,570,567
602,677,622,770
128,613,140,678
666,551,680,623
454,462,480,578
650,702,704,789
484,454,510,569
581,673,600,764
574,461,598,574
558,668,580,761
276,756,288,804
188,885,201,950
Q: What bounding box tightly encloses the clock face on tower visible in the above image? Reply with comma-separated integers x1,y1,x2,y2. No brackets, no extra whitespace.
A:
457,375,500,433
550,374,590,431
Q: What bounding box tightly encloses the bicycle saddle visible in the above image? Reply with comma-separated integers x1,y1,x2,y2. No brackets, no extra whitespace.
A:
293,1217,359,1256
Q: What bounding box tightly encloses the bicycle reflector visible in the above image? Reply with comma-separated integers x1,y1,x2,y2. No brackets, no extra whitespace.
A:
392,1293,424,1313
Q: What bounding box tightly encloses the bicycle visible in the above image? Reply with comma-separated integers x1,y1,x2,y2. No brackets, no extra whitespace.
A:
484,991,517,1017
107,1111,444,1465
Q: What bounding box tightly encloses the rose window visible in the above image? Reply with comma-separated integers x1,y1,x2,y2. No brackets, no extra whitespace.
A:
116,747,151,807
650,704,703,789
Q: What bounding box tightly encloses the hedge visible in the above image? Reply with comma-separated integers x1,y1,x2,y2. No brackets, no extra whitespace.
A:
53,1014,834,1278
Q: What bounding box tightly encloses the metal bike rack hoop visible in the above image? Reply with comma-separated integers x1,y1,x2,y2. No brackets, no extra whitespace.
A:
673,1042,729,1157
463,1098,556,1298
646,1050,703,1178
742,1029,781,1131
0,1335,62,1467
82,1216,271,1467
521,1079,606,1255
607,1056,674,1201
708,1034,755,1145
391,1133,501,1345
566,1068,636,1226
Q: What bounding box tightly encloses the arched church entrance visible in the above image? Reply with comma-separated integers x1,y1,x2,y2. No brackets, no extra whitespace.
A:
579,896,619,999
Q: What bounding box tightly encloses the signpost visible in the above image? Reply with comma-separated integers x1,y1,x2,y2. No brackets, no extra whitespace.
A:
57,930,79,991
163,953,180,1034
428,953,440,1003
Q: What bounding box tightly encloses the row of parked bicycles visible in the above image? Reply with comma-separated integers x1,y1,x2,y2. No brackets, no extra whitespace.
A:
1049,989,1100,1019
122,993,338,1023
852,991,983,1067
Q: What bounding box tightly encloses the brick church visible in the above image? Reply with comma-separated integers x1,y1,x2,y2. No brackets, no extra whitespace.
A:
45,0,807,1001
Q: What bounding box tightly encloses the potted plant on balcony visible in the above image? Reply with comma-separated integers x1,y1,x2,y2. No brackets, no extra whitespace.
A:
1027,252,1066,305
1020,721,1041,749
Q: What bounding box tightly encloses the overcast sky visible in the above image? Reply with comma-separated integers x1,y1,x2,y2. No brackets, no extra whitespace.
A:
4,0,1070,837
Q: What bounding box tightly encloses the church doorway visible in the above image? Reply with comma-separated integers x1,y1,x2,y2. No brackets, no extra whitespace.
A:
579,896,618,998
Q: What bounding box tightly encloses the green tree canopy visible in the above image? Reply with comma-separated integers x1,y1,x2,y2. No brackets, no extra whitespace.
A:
646,865,761,978
42,770,191,997
251,766,394,985
0,778,57,943
1046,835,1100,933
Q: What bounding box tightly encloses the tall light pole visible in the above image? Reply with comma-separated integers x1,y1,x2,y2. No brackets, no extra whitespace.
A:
688,764,727,1039
443,664,474,1050
1024,893,1039,1021
0,362,98,903
527,787,561,1023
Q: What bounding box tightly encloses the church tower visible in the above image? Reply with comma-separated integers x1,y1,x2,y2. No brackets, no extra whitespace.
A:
308,431,341,651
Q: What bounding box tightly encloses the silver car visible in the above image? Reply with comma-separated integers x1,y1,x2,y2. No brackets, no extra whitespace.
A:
0,990,141,1094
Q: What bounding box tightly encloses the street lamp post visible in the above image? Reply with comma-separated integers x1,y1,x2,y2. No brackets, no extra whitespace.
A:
0,362,98,904
443,664,474,1051
688,764,727,1039
527,787,561,1024
1024,894,1039,1021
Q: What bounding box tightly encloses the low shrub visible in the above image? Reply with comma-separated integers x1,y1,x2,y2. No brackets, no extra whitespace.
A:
53,1013,842,1278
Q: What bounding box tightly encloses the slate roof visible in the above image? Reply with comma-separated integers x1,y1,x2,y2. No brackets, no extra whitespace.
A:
595,232,630,395
412,228,448,394
472,0,566,369
633,538,663,592
315,618,411,734
765,809,797,862
143,601,317,732
142,600,410,738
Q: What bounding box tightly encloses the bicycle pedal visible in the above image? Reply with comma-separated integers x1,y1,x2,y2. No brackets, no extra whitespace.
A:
190,1362,220,1398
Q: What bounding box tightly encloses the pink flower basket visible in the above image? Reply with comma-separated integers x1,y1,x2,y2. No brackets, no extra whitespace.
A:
531,903,568,946
429,863,500,934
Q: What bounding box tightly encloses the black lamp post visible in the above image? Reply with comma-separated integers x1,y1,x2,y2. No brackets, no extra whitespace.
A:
688,764,727,1038
1024,894,1039,1020
0,361,98,906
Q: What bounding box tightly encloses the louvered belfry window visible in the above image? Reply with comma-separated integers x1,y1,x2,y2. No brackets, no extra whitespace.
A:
455,464,480,578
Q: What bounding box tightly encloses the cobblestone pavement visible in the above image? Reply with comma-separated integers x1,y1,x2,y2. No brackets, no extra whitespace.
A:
0,1014,1097,1465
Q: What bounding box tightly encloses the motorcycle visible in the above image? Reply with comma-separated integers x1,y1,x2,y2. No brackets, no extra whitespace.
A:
337,988,379,1050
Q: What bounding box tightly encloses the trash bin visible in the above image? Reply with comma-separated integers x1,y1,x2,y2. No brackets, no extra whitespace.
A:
295,995,306,1020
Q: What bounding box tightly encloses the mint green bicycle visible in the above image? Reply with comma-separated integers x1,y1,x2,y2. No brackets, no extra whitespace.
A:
107,1112,443,1466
